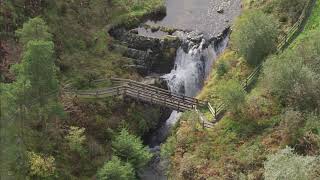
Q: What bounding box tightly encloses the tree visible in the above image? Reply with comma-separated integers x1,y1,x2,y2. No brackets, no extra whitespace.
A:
13,40,58,105
65,126,86,155
1,17,62,178
217,80,246,113
112,129,152,170
264,147,319,180
231,10,278,66
97,156,135,180
16,17,52,46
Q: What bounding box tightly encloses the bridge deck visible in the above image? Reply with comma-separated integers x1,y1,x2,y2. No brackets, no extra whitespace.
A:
74,78,208,112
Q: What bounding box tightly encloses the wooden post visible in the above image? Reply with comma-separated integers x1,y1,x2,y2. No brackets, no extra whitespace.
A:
123,87,126,96
245,79,248,90
214,107,217,120
151,94,153,103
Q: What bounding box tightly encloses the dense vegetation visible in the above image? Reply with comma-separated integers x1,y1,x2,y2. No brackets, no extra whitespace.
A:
1,0,164,179
162,0,320,179
1,0,320,179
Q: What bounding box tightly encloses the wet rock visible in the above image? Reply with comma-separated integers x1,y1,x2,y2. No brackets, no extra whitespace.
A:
150,25,160,32
129,29,139,34
217,7,224,13
109,27,181,74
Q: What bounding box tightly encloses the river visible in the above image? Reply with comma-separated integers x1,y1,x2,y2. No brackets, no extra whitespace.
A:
139,0,241,179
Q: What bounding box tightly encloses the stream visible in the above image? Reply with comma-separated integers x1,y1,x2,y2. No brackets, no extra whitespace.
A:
138,0,241,179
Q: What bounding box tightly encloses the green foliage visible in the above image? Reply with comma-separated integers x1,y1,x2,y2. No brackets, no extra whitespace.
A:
280,110,304,144
14,40,59,105
16,17,52,46
217,79,246,113
262,35,320,110
97,156,135,180
305,0,320,31
264,147,318,180
0,84,28,179
1,16,65,178
112,0,165,26
304,113,320,135
65,126,87,155
216,61,229,77
160,135,177,159
295,31,320,74
231,10,279,66
273,0,307,23
27,151,56,178
112,129,152,170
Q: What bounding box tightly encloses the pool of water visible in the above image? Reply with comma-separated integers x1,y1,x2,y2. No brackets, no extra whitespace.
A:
138,0,241,39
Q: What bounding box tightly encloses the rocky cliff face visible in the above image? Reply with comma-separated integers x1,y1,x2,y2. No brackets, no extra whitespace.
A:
109,27,181,75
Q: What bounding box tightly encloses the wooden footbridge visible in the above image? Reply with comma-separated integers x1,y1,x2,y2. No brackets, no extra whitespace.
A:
73,78,216,127
71,0,315,129
75,78,205,111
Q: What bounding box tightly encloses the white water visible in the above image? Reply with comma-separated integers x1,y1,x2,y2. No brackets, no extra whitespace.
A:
155,31,228,140
140,32,228,179
163,31,227,96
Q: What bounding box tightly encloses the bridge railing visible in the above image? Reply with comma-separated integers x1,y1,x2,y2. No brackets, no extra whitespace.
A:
73,80,204,111
111,78,208,106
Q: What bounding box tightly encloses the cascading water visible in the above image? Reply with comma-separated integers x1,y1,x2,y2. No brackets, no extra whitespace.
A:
140,31,229,179
164,31,228,97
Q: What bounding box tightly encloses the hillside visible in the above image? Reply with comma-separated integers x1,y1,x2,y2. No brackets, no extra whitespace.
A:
1,0,320,179
162,0,320,179
1,0,166,179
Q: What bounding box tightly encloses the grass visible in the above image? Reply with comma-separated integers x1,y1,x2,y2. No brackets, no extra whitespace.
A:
293,0,320,45
110,0,165,27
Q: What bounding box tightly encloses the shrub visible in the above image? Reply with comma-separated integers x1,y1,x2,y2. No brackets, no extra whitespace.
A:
262,49,320,110
216,61,229,77
65,126,87,155
231,10,278,66
160,135,177,159
280,110,304,144
217,80,246,113
112,129,152,170
97,156,135,180
264,147,318,180
295,31,320,74
273,0,307,23
27,151,56,178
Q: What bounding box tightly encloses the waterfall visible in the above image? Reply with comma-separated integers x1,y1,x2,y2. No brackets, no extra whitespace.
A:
148,31,228,145
140,31,228,179
163,31,228,97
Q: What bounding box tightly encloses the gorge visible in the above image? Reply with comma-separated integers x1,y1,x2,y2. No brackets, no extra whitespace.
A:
108,0,242,178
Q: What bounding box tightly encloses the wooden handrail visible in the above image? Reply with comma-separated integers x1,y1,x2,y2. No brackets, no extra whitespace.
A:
73,82,202,111
111,78,208,105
